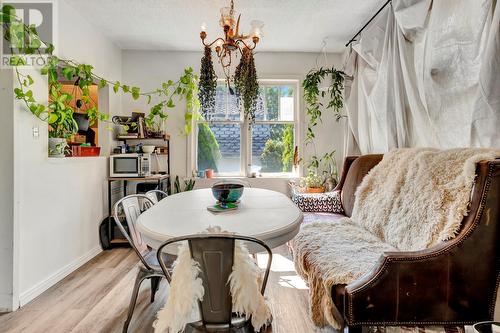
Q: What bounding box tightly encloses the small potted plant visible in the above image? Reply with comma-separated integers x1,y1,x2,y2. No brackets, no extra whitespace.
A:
300,172,325,193
321,151,338,191
47,84,78,157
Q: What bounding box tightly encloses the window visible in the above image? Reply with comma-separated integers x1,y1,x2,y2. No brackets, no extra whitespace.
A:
195,80,299,176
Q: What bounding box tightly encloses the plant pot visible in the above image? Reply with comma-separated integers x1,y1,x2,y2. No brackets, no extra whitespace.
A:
205,169,214,178
48,138,67,158
306,187,325,193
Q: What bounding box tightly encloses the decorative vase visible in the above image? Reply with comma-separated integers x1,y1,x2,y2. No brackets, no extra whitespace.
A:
324,176,338,192
48,138,67,158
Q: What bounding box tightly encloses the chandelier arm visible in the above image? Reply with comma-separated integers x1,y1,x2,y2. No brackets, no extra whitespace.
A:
203,37,226,48
236,38,257,51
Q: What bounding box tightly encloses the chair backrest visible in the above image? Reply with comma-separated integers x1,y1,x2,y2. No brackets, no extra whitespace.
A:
145,189,168,204
113,194,155,270
156,234,272,326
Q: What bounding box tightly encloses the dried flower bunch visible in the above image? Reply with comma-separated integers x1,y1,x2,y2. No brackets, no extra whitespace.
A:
234,48,259,122
198,46,218,120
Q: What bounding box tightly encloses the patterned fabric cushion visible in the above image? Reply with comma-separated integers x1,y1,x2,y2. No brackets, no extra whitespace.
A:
291,190,344,213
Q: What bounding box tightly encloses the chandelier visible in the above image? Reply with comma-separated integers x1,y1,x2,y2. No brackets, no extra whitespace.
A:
199,0,263,80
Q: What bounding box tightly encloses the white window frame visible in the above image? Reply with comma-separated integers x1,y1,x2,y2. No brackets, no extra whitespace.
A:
188,78,301,178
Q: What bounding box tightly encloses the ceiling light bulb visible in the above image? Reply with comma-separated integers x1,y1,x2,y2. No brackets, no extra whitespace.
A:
201,22,207,32
216,39,223,47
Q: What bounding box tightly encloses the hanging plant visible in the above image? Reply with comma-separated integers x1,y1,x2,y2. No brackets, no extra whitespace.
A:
234,47,259,122
198,46,218,120
302,67,345,142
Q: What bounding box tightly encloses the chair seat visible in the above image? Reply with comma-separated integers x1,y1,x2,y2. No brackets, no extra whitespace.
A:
143,250,176,272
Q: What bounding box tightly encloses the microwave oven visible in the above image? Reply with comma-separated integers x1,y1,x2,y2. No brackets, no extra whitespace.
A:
109,153,151,177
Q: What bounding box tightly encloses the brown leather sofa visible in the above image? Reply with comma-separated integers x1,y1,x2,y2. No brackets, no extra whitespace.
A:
317,154,500,332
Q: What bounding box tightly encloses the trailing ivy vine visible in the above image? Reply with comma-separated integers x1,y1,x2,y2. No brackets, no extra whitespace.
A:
234,47,259,122
302,67,345,177
198,46,218,120
1,4,200,139
302,67,345,143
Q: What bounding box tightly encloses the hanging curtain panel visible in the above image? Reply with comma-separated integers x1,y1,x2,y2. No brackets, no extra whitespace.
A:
344,0,500,154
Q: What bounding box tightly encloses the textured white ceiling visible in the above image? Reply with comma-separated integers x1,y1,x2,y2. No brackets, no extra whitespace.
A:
64,0,382,53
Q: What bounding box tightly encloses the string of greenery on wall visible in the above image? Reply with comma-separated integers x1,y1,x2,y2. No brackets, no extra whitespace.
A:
1,4,200,142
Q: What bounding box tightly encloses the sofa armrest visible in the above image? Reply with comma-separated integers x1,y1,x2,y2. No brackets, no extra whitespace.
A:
343,160,500,326
333,156,358,192
344,243,453,325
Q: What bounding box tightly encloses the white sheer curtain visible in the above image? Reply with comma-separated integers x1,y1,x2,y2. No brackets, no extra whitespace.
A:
344,0,500,155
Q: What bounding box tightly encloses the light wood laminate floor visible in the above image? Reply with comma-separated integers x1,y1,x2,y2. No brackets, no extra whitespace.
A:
0,246,332,333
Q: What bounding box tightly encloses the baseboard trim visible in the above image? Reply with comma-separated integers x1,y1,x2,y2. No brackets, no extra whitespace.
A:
18,245,102,307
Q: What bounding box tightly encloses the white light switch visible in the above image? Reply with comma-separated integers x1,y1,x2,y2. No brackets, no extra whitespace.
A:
32,126,39,139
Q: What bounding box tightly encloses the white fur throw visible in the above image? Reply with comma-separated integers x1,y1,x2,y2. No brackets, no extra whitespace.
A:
229,240,272,330
352,148,500,250
292,148,500,329
154,227,271,333
153,241,204,333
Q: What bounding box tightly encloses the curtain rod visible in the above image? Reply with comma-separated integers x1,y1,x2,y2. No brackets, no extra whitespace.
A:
345,0,392,47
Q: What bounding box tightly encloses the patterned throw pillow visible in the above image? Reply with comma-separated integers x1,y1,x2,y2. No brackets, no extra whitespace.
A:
291,190,344,213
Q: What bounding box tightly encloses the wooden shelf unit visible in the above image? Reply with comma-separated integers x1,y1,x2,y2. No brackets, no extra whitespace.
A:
115,135,171,177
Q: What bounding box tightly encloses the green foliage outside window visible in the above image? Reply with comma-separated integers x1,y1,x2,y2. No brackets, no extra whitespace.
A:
260,139,284,172
197,124,221,172
282,124,294,172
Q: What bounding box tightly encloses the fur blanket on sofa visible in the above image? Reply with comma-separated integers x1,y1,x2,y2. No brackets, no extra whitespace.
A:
292,148,500,329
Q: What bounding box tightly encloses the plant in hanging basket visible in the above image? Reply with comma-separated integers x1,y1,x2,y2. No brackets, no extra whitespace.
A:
303,67,345,142
234,47,259,122
198,46,218,120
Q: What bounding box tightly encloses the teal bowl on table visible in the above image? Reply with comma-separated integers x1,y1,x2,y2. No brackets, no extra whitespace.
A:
211,183,244,204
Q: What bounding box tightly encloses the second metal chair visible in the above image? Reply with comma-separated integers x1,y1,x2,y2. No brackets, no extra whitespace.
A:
113,194,175,333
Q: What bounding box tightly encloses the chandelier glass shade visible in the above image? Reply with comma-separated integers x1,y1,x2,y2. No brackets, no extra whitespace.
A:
200,0,263,80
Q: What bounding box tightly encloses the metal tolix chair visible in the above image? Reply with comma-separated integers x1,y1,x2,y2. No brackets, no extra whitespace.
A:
156,234,273,332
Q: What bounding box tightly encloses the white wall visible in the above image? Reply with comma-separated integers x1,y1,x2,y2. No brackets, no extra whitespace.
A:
121,50,346,192
4,1,123,309
0,70,15,311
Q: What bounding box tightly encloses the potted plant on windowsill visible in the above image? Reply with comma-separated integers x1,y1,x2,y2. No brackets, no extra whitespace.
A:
47,84,78,157
300,172,325,193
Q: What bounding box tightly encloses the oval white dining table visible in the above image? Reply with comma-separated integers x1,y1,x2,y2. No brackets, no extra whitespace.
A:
136,188,303,253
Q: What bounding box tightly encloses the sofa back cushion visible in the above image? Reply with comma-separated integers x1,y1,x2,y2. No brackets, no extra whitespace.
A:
341,154,383,217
